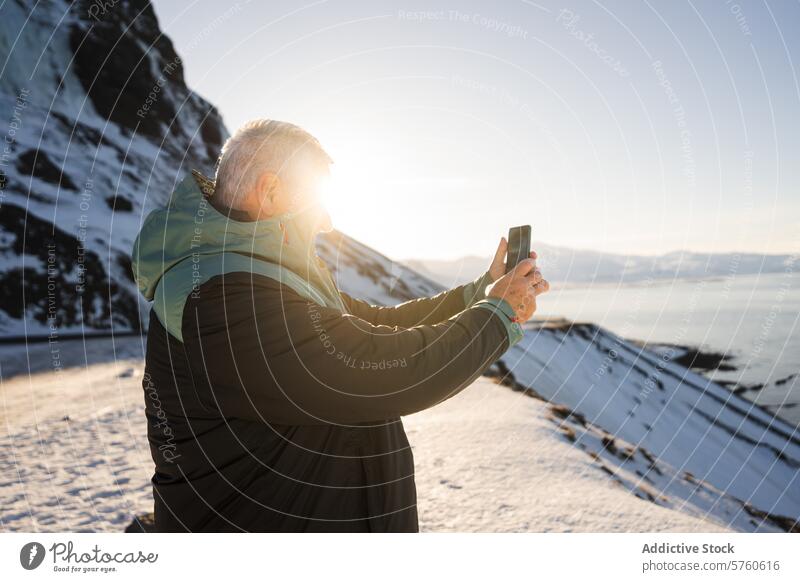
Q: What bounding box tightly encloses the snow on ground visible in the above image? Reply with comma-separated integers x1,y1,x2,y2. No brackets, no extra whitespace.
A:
0,335,729,533
407,377,729,532
0,338,150,532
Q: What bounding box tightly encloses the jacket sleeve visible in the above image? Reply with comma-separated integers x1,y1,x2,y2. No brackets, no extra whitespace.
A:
182,273,519,425
340,271,494,327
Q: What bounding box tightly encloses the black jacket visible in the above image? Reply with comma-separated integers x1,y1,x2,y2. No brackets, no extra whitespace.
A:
142,271,510,532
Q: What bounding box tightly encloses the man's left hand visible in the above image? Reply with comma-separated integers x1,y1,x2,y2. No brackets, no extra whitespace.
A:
488,237,538,282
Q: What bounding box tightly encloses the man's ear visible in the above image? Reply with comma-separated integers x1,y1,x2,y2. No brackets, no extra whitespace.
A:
251,171,282,218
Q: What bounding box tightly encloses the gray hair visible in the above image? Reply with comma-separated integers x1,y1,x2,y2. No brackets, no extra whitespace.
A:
213,119,331,210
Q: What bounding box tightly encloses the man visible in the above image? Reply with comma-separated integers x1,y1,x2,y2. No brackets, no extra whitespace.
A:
132,119,549,532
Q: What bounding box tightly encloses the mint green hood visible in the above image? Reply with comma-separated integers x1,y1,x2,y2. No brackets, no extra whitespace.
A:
132,172,345,334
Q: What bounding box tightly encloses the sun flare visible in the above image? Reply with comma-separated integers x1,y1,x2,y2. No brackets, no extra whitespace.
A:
316,146,399,249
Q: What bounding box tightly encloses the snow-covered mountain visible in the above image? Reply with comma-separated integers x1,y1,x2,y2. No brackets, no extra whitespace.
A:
318,229,443,305
0,0,227,335
407,244,795,286
1,0,796,533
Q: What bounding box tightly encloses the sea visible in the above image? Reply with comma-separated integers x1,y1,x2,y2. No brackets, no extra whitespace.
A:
539,272,800,427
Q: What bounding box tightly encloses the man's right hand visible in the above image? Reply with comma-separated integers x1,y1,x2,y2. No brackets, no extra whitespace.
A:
486,258,549,323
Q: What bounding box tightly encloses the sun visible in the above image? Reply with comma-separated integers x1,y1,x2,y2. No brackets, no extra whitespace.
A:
312,132,441,259
316,147,399,246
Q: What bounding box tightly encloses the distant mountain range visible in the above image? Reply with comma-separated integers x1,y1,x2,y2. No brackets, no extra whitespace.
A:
405,243,795,287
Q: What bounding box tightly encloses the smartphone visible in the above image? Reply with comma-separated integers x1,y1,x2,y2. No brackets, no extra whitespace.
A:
505,225,532,273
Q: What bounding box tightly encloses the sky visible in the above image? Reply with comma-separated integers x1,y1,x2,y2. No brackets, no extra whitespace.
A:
151,0,800,261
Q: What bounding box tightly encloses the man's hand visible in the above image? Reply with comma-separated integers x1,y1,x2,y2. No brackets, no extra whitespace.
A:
487,258,549,324
488,237,538,282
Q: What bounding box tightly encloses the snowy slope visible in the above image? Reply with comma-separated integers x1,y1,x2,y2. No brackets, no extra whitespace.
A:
318,229,444,306
408,377,730,532
0,0,226,335
496,321,800,531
